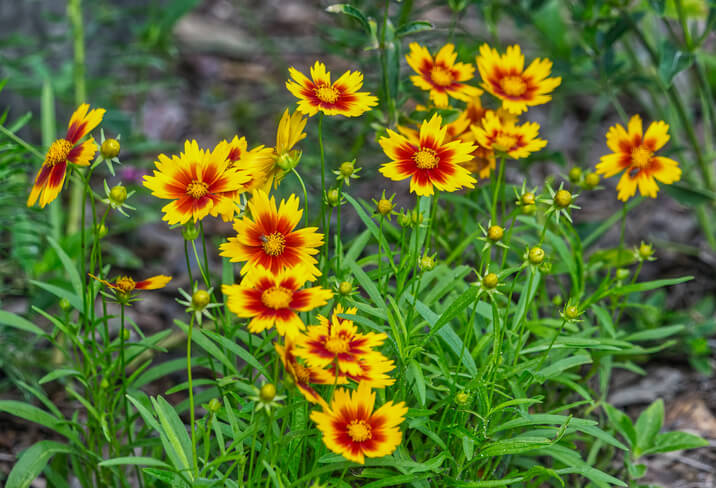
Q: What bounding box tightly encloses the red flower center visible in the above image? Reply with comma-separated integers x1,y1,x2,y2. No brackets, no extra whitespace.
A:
261,232,286,256
413,148,440,169
430,66,454,87
499,75,527,97
261,286,293,309
630,146,653,168
347,419,372,442
45,139,73,167
186,180,209,199
314,84,340,104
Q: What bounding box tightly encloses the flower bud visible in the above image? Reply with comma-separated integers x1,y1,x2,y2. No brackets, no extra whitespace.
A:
420,255,436,271
259,383,277,403
455,391,470,405
182,223,200,241
206,398,222,413
565,305,579,320
101,138,120,159
487,225,504,241
59,298,72,311
276,150,301,171
638,242,654,260
528,246,545,265
568,167,582,183
616,268,630,281
483,272,499,289
584,172,600,189
338,161,355,178
100,378,110,389
338,281,353,296
192,289,211,310
552,295,563,306
109,185,128,205
398,212,411,228
122,329,131,341
326,188,341,207
97,224,108,238
410,209,424,227
554,189,572,208
377,198,394,216
521,192,535,205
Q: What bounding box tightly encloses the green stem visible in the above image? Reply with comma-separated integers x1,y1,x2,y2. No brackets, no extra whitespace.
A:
535,319,567,371
318,113,328,272
491,156,506,224
291,168,309,226
119,303,133,447
618,203,627,254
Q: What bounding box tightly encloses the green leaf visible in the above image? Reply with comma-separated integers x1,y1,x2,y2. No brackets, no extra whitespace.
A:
623,324,684,342
395,21,433,37
0,401,70,438
325,4,371,34
39,369,83,385
643,431,709,454
648,0,666,13
99,457,173,469
610,276,693,296
29,280,83,311
46,236,82,297
203,329,268,378
0,310,45,336
603,403,636,448
6,441,73,488
664,183,716,206
634,399,664,455
174,320,237,375
151,396,193,478
478,437,552,457
659,41,694,87
423,286,478,342
407,360,426,406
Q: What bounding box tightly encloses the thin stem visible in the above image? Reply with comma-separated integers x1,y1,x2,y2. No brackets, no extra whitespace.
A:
318,113,326,237
119,303,132,446
67,0,87,236
618,203,627,254
291,168,309,226
184,239,195,285
491,156,506,224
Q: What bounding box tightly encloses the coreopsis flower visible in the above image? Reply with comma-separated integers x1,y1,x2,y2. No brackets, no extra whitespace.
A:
89,273,171,303
143,140,249,225
275,338,332,407
318,354,396,389
219,190,323,277
595,115,681,201
28,104,105,208
406,43,482,108
379,113,477,196
214,135,274,195
295,304,387,376
242,109,307,192
286,61,378,117
476,44,561,114
222,265,332,338
311,381,407,464
471,111,547,159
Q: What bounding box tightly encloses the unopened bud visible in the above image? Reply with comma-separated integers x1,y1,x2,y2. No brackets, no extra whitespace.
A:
528,247,545,265
192,289,211,310
259,383,277,403
565,305,579,320
483,272,499,289
584,172,600,189
568,167,582,183
338,281,353,296
182,223,200,241
338,161,355,178
101,138,120,159
109,185,127,205
420,255,436,271
59,298,72,311
554,189,572,208
326,188,340,207
616,268,630,281
377,199,393,216
521,204,536,215
521,192,535,205
638,242,654,260
206,398,222,413
487,225,504,241
455,391,470,405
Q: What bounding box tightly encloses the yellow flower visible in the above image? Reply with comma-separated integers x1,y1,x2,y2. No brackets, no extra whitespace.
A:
595,115,681,201
28,104,105,208
89,273,171,303
219,190,323,277
311,381,407,464
286,61,378,117
222,265,332,338
476,44,561,114
379,113,477,196
214,135,274,196
406,43,482,108
471,111,547,159
295,304,387,376
143,140,249,225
